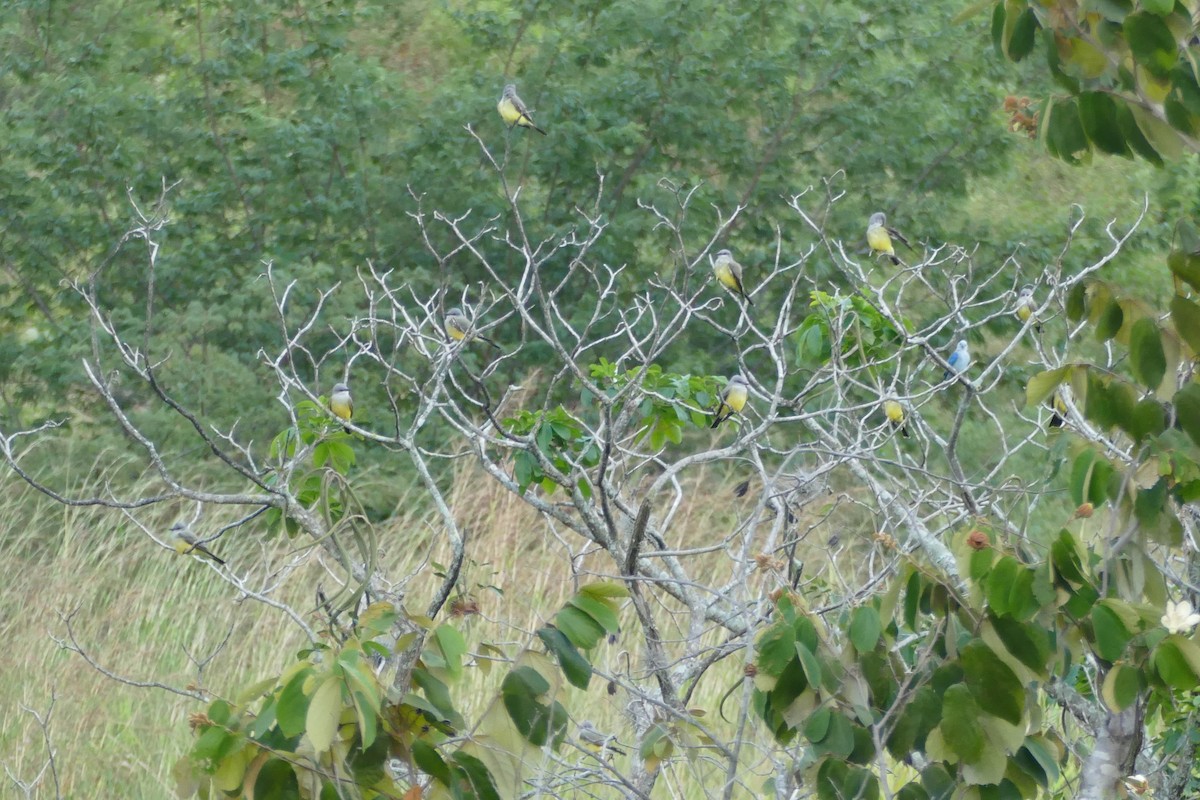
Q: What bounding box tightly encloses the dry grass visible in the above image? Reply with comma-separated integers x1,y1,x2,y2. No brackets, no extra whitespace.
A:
0,444,858,798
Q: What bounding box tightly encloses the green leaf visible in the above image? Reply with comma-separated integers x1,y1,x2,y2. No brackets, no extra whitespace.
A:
1171,295,1200,354
817,759,850,800
814,712,855,758
896,784,931,800
1091,603,1132,661
794,641,822,688
990,616,1052,677
1175,382,1200,447
757,620,797,677
849,607,882,651
939,685,985,762
1124,11,1178,78
536,626,592,690
1044,97,1091,163
921,764,957,800
1095,297,1124,341
253,759,300,800
886,686,940,758
1101,663,1140,711
961,641,1024,724
1143,0,1173,14
579,581,629,600
1026,366,1070,410
434,624,467,680
1007,7,1038,61
276,667,314,738
1154,639,1200,690
554,605,606,650
569,593,620,635
991,2,1006,57
306,676,343,755
451,752,502,800
412,740,453,786
1115,100,1164,165
501,667,560,746
1130,399,1166,442
1078,92,1130,155
1129,317,1166,390
804,707,832,742
1066,282,1088,321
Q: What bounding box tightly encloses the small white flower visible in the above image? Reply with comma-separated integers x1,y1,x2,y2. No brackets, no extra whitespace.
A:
1161,600,1200,635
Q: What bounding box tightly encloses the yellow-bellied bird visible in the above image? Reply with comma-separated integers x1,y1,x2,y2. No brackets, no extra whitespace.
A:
1016,285,1041,333
445,307,500,349
330,382,354,427
883,398,910,438
497,84,546,135
867,212,910,265
711,249,754,306
1049,392,1067,429
711,373,750,428
170,522,226,565
578,721,626,755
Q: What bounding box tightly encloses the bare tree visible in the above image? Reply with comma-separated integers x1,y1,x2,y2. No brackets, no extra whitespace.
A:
4,152,1189,800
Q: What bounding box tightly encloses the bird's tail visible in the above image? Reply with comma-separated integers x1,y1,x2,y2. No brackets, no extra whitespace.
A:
523,116,547,135
889,254,900,266
480,335,503,350
197,545,226,566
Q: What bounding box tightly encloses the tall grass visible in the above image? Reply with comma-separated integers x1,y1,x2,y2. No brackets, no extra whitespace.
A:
1,442,826,798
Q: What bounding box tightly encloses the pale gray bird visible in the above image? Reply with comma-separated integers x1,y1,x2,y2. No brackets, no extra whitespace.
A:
444,307,500,349
943,340,970,381
169,522,225,565
578,720,626,755
497,84,546,134
1016,285,1041,333
711,249,753,306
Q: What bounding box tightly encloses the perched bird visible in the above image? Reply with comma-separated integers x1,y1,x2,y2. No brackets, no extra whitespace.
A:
943,340,970,381
711,373,750,428
711,249,754,306
169,522,226,565
329,382,354,428
883,398,910,438
1015,286,1041,333
578,720,626,755
497,84,546,135
866,212,910,265
445,307,500,349
1048,392,1067,429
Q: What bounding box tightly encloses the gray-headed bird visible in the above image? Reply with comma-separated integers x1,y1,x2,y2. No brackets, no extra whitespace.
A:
711,249,754,306
711,373,750,428
578,720,625,756
445,307,501,349
1016,286,1042,333
867,212,910,265
497,84,546,135
169,522,226,565
329,382,354,428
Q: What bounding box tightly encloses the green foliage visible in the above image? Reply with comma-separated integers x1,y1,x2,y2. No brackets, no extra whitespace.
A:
180,582,629,799
993,0,1200,162
796,290,906,368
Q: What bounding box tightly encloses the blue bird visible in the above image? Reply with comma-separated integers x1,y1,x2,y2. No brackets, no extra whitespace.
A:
943,340,970,380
